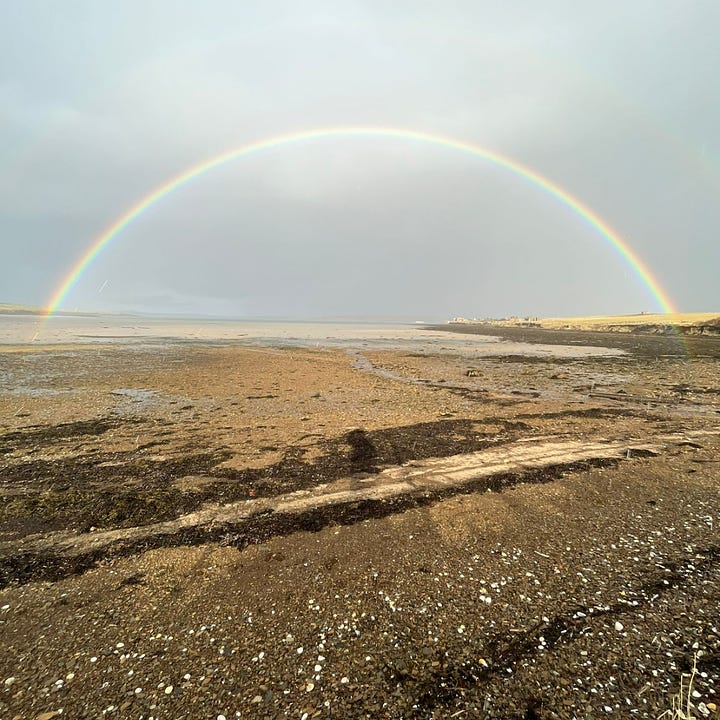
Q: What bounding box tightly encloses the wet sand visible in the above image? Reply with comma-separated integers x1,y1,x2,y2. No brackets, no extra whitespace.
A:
1,323,719,719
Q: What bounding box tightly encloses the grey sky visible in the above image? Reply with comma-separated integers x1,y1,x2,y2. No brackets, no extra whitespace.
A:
1,0,718,319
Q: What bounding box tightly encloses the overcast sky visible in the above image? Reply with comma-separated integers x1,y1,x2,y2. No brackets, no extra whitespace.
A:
1,1,718,319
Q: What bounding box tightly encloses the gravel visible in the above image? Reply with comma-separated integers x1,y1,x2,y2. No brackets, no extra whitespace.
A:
1,439,719,719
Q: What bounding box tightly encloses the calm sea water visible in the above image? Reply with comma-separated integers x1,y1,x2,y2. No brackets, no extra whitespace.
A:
0,314,623,358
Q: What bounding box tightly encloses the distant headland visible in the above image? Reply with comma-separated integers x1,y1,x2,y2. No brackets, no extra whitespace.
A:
446,312,720,336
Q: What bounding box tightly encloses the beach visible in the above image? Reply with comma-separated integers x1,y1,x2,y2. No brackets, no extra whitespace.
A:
1,319,719,719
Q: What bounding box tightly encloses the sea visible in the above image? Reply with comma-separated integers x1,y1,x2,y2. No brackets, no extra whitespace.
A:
0,313,624,358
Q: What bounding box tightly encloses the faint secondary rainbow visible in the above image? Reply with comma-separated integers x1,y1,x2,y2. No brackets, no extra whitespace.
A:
44,126,676,318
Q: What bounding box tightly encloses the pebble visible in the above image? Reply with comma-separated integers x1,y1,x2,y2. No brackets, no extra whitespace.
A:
165,685,173,694
614,621,624,632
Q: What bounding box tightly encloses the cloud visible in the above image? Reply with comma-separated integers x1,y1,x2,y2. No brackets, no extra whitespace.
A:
1,1,718,315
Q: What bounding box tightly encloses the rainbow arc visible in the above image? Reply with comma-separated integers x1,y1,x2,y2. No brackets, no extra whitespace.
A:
44,127,676,318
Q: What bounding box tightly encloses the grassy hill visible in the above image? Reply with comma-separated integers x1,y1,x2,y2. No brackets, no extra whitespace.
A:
450,312,720,336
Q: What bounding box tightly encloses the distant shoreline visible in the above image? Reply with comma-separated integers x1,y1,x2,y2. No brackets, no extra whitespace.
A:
429,320,720,358
442,311,720,337
0,305,435,324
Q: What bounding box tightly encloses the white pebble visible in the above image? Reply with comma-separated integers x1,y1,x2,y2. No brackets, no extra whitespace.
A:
4,677,15,686
183,673,191,680
306,682,315,691
314,664,322,672
340,677,349,684
296,647,304,654
614,622,624,632
165,685,173,694
90,657,97,663
218,715,227,720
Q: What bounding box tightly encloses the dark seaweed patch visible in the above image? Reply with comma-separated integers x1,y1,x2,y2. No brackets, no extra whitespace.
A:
0,459,617,588
0,419,512,538
0,418,127,454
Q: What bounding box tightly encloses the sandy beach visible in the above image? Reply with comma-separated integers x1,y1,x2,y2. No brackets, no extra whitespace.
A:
1,320,719,719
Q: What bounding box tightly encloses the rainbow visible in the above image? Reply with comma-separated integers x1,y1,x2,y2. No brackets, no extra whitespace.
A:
44,126,676,317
